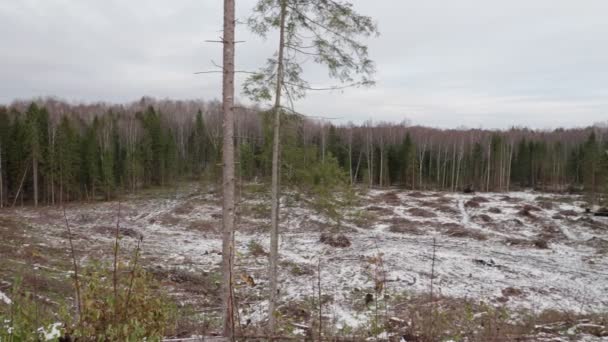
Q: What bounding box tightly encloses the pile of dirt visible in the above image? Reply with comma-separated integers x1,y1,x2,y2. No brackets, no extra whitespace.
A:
408,191,428,198
365,205,394,216
471,196,489,203
284,262,315,276
502,287,523,297
389,221,423,235
488,207,502,214
187,220,217,233
585,237,608,253
278,301,311,322
558,209,578,217
158,213,182,226
173,201,195,215
576,216,608,230
407,208,437,218
93,225,142,239
434,205,459,215
518,205,542,219
151,267,220,297
465,200,480,208
594,207,608,217
505,218,523,226
379,191,402,205
419,200,458,214
473,214,493,223
533,238,549,249
504,237,530,246
473,258,498,267
521,204,542,212
500,195,522,203
320,233,351,248
537,201,554,210
444,225,487,241
504,237,549,249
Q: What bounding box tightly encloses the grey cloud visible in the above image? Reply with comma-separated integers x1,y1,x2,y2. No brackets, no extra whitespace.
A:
0,0,606,128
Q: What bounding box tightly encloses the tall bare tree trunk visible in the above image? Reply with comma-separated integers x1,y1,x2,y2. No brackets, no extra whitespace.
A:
450,143,456,191
366,123,373,187
221,0,236,337
33,155,38,207
379,135,384,187
436,146,441,188
268,0,287,333
0,142,3,208
13,166,29,208
486,141,491,192
353,150,363,183
348,127,353,185
418,142,426,189
320,123,326,163
506,142,513,192
0,142,4,208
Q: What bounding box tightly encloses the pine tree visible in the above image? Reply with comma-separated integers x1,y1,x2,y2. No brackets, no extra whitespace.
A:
55,116,80,203
80,117,101,199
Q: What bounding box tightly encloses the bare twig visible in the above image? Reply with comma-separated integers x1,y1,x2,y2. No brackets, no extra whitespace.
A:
62,205,82,321
113,200,121,324
123,235,142,319
429,237,437,341
12,165,29,208
317,259,322,341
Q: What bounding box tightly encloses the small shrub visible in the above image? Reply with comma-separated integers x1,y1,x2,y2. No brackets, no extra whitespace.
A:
0,278,62,341
65,261,176,340
247,240,268,257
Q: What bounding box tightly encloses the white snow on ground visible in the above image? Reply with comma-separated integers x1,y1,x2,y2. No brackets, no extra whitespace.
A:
0,290,11,305
6,186,608,332
37,322,62,341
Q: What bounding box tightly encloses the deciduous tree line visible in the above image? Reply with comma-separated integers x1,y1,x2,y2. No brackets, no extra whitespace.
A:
0,98,606,208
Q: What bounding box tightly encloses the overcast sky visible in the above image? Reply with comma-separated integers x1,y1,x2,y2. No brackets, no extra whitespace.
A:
1,0,607,129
